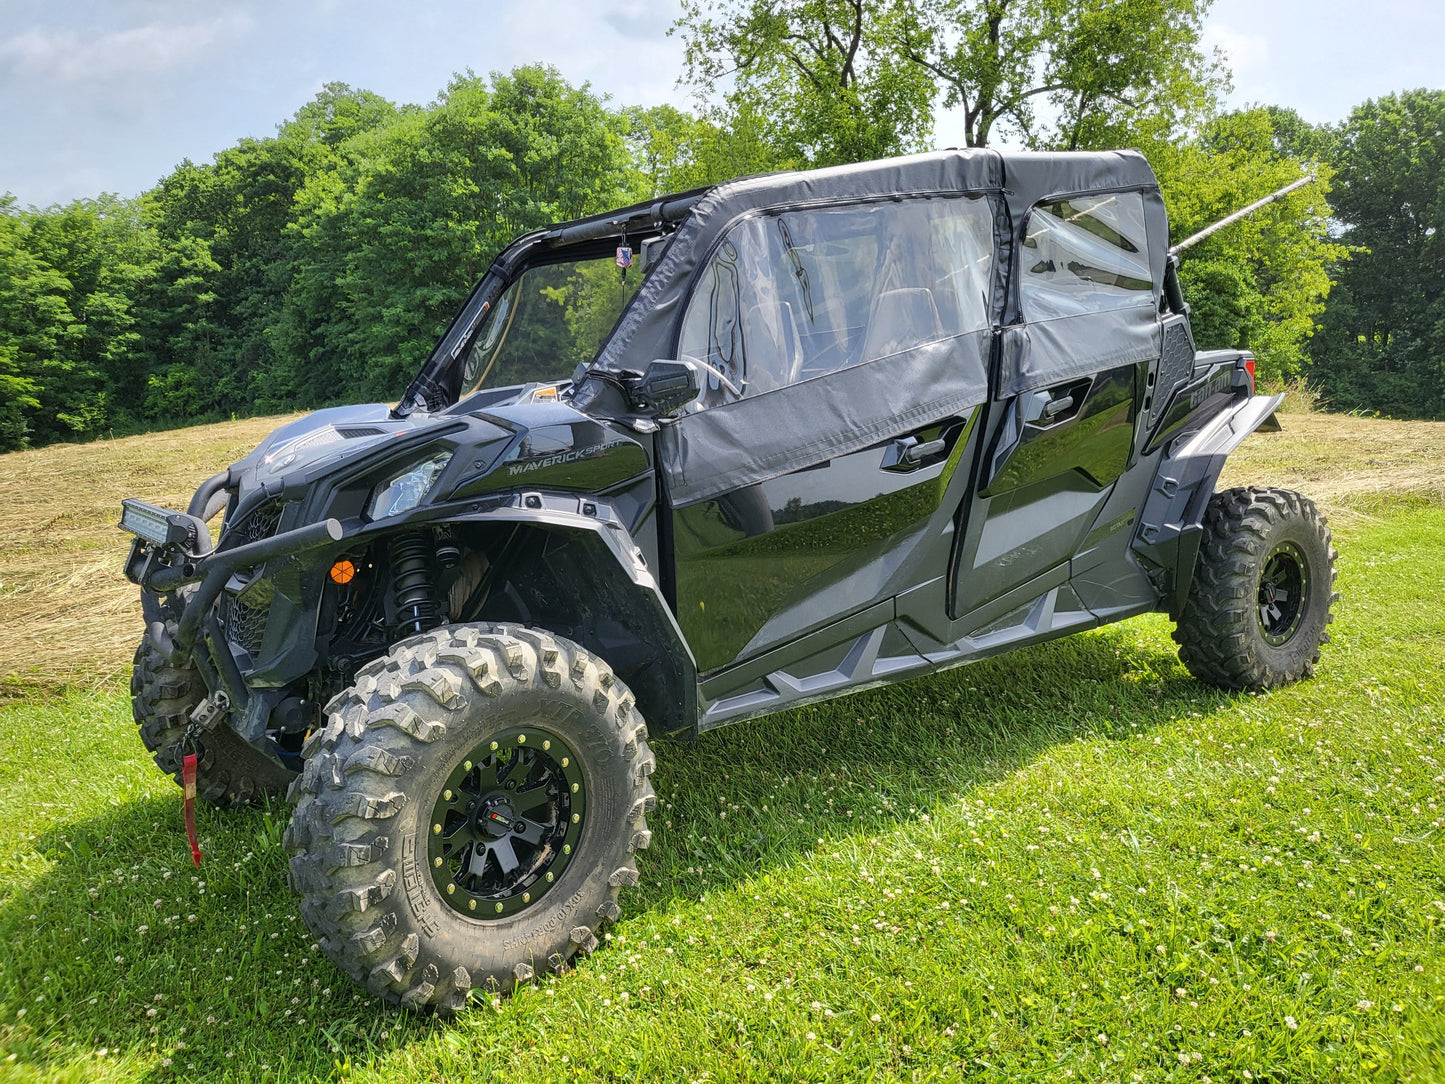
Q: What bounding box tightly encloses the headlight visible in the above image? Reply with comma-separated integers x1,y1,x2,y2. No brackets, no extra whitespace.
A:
367,451,453,519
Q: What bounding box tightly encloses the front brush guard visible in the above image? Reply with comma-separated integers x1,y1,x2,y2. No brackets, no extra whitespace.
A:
131,516,343,668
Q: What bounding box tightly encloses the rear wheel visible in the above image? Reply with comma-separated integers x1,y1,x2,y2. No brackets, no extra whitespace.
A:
1173,486,1338,691
283,623,655,1011
132,620,294,809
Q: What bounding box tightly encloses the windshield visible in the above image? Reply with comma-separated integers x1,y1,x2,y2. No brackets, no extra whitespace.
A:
459,255,644,397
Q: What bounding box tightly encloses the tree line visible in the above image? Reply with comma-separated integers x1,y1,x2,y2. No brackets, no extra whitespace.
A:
0,0,1440,453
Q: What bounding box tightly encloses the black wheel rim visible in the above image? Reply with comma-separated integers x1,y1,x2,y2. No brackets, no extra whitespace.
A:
427,727,585,919
1258,541,1309,646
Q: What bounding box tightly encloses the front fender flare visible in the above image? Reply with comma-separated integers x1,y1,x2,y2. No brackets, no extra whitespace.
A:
438,494,699,737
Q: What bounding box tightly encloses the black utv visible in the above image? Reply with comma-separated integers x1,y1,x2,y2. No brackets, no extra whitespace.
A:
122,149,1336,1010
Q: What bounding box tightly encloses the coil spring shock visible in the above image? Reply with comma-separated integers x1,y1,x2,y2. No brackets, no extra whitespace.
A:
390,531,440,634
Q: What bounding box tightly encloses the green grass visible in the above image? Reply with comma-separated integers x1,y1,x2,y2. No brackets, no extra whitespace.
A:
1,505,1443,1082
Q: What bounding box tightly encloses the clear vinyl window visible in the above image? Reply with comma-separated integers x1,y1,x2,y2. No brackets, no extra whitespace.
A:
1020,191,1154,321
460,258,644,396
677,196,996,403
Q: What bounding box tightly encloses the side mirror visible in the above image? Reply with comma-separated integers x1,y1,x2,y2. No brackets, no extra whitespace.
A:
629,359,701,416
641,235,670,270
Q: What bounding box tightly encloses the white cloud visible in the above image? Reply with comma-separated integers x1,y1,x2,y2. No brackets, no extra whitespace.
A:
0,14,250,83
601,0,676,41
498,0,687,105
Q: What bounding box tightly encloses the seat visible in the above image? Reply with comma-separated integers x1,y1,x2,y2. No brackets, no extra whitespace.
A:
738,299,807,393
860,288,943,363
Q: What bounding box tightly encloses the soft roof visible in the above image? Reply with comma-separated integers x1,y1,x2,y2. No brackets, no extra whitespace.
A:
593,148,1163,373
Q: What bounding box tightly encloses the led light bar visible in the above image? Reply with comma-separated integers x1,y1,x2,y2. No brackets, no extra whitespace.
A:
119,498,207,552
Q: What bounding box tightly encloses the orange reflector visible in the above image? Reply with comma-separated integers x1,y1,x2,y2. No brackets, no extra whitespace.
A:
329,558,356,585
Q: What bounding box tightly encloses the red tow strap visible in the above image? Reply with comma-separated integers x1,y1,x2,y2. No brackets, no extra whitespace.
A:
182,752,203,867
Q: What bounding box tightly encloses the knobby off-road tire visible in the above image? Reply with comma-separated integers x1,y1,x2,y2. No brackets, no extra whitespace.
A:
283,623,656,1012
131,625,294,808
1174,486,1338,691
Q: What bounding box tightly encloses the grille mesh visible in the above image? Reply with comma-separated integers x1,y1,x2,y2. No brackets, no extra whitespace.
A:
221,594,269,655
1144,317,1190,427
240,501,284,543
1150,321,1195,428
219,499,286,656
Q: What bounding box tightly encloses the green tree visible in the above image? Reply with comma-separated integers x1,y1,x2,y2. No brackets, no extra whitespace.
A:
1149,109,1342,384
0,195,160,446
623,104,781,196
894,0,1222,149
1305,90,1445,418
674,0,936,167
0,200,42,449
676,0,1222,158
282,65,637,403
286,82,404,148
143,86,397,419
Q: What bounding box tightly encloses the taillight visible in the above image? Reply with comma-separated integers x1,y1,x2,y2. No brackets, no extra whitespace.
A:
1243,356,1256,393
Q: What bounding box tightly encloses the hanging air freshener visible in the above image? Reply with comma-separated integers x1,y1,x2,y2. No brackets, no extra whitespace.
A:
616,233,633,278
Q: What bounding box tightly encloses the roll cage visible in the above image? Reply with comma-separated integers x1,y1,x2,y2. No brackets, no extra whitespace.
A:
395,186,712,418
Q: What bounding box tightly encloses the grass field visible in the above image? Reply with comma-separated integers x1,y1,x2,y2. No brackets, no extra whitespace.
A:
0,411,1442,1082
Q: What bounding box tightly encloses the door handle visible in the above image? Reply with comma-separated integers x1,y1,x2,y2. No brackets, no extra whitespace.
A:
881,435,947,472
903,438,947,463
1040,395,1075,420
1026,383,1084,427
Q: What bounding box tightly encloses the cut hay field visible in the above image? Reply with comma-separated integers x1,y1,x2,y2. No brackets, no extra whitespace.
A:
0,409,1442,1082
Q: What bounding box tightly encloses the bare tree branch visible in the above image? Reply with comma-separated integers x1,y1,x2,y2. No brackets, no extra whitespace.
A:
842,0,863,88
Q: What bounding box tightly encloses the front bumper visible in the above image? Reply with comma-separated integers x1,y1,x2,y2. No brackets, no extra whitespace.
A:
121,499,343,663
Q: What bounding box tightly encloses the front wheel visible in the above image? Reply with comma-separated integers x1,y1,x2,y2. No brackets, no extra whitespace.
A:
1173,486,1338,691
283,624,655,1011
132,622,294,808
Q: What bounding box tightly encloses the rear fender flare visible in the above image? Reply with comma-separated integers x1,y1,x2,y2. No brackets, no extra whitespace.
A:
1132,392,1284,617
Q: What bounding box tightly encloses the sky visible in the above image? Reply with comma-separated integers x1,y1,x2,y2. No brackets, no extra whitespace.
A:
2,0,1443,208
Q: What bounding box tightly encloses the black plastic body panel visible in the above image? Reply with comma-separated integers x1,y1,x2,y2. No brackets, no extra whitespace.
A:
673,413,976,673
954,360,1137,620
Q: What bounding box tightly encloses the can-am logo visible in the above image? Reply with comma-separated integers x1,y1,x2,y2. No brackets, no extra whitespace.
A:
506,438,630,476
1188,368,1232,410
